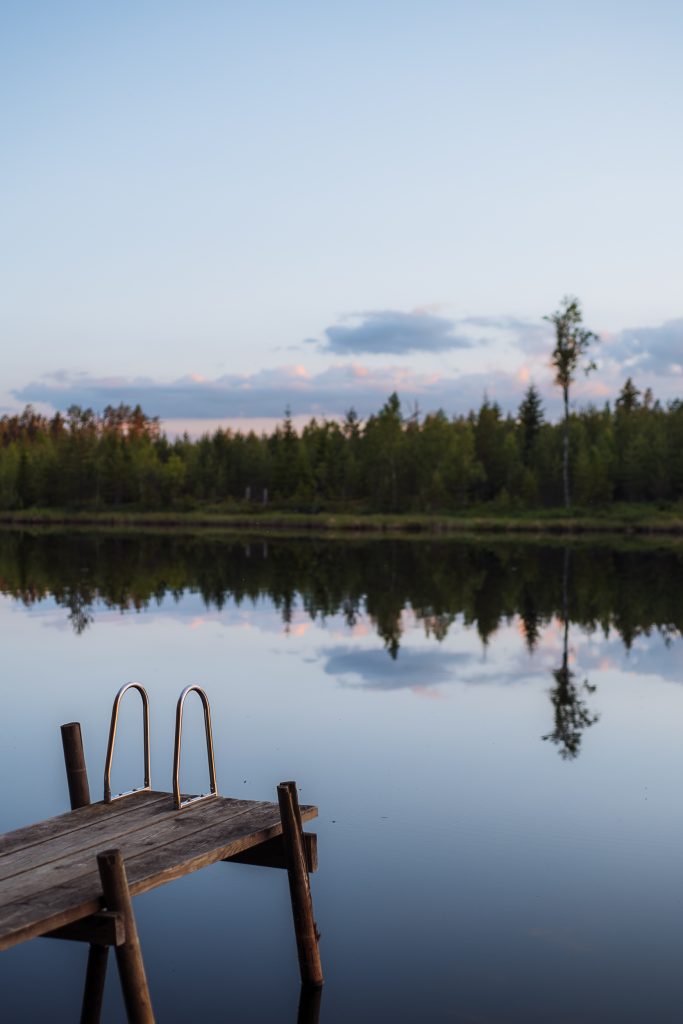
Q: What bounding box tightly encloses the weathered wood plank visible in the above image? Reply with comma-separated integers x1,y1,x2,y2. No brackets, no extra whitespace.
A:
0,791,168,860
0,795,179,882
0,797,258,906
126,802,317,896
0,799,316,951
0,893,103,951
224,832,318,872
44,910,125,946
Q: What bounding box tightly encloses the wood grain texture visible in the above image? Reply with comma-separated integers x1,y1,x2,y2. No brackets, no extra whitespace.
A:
0,794,176,882
0,794,316,952
0,797,258,913
0,791,166,859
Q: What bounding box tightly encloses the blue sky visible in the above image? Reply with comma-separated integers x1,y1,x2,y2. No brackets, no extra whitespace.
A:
3,0,682,432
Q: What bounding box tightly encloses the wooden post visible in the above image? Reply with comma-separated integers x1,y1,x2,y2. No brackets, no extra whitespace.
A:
277,781,323,989
97,849,155,1024
81,944,109,1024
61,722,108,1024
61,722,91,810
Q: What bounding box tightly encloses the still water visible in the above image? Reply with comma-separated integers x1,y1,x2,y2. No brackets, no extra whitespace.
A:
1,529,682,1022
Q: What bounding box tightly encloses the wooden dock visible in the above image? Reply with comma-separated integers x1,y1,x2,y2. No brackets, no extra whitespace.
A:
0,691,323,1022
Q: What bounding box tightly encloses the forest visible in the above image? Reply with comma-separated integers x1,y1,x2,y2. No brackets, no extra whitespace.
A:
0,379,682,513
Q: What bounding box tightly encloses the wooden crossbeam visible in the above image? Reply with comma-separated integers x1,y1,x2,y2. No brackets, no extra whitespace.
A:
44,910,125,946
223,832,317,872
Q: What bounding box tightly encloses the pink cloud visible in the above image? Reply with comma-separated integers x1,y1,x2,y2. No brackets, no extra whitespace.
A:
410,685,447,700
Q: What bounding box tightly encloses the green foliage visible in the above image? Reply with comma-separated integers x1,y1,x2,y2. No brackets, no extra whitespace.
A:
544,296,598,508
545,296,598,400
1,384,682,514
517,384,544,464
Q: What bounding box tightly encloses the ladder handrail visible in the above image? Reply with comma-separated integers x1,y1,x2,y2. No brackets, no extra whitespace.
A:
172,686,218,810
103,683,152,802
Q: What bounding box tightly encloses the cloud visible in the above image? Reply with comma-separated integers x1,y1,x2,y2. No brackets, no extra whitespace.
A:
323,645,474,690
321,640,548,691
13,365,542,420
13,311,682,425
459,314,552,355
305,309,555,361
604,319,683,376
312,310,474,355
14,368,323,420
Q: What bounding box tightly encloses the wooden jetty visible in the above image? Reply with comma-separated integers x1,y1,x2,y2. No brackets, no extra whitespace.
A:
0,685,323,1023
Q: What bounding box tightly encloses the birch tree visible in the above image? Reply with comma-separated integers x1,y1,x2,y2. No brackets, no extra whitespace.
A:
544,297,597,508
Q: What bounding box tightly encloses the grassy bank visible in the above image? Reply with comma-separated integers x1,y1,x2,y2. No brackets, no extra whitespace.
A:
2,504,683,536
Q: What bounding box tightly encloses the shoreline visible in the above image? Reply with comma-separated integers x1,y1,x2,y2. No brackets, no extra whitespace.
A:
2,507,683,537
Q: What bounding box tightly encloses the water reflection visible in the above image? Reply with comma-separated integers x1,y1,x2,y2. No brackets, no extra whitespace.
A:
1,530,681,654
0,529,680,763
542,549,599,759
2,532,683,1022
544,618,598,759
297,985,322,1024
71,957,322,1024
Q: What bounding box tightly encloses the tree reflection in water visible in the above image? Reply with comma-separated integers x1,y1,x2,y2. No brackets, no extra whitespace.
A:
543,616,598,759
542,549,598,759
2,529,676,760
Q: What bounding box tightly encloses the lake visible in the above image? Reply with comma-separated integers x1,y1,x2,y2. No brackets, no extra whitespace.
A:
1,529,682,1022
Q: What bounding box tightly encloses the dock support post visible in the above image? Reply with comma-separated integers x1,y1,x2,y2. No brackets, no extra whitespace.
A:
81,944,109,1024
61,722,92,811
277,781,323,989
61,722,109,1023
97,849,155,1024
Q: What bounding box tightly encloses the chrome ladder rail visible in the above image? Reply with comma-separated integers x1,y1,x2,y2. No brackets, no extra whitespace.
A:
172,685,218,810
103,683,152,802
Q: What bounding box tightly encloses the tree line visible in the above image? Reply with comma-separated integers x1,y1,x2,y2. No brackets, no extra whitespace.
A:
1,379,682,512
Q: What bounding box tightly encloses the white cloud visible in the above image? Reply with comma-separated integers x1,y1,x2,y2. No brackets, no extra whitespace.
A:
12,312,683,424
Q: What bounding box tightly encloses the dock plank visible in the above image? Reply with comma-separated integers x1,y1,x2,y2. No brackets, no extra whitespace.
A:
0,797,256,905
0,795,316,952
0,793,177,881
126,802,317,896
0,791,167,859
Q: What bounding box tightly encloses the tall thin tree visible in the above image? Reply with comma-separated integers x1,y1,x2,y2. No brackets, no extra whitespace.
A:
544,296,597,508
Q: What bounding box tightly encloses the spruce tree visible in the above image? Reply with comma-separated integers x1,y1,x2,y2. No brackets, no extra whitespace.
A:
518,384,544,464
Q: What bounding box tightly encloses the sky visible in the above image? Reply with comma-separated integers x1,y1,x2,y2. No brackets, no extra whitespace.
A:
2,0,683,435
